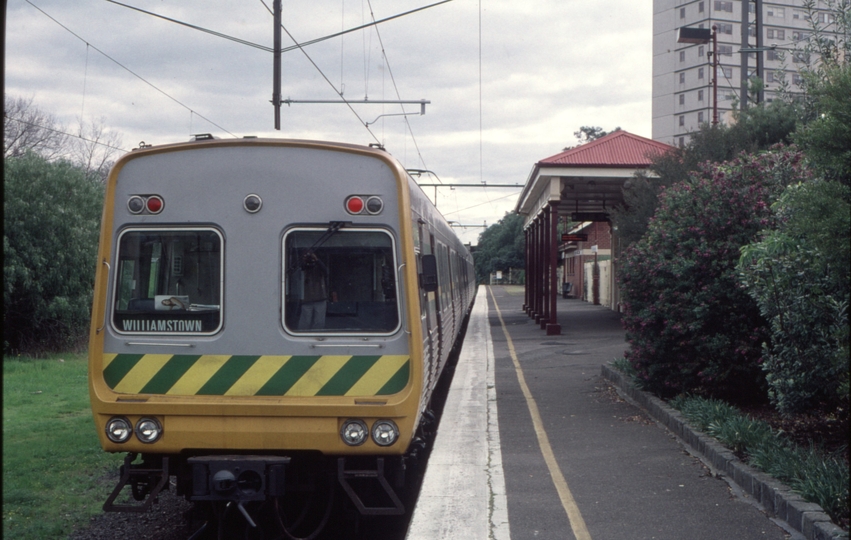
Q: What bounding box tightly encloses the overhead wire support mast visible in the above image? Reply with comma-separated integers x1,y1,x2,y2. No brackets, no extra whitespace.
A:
280,100,431,127
281,99,430,113
414,182,524,209
273,0,282,130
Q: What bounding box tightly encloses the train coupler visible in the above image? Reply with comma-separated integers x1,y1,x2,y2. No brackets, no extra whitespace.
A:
104,453,170,513
337,457,405,516
186,455,291,504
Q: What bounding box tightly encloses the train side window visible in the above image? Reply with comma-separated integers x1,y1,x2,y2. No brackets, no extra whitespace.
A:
283,228,400,334
419,255,438,292
112,228,223,335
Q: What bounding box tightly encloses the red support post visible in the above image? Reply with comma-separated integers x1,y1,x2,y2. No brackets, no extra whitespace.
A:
523,227,530,314
547,202,561,335
540,207,550,329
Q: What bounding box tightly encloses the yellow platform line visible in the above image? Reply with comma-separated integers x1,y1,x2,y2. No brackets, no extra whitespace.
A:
488,286,592,540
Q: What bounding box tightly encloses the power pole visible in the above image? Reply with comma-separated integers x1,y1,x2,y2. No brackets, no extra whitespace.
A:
273,0,282,130
741,0,749,110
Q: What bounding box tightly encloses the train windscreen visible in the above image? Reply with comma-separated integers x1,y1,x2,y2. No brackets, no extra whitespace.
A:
283,228,399,334
111,228,223,334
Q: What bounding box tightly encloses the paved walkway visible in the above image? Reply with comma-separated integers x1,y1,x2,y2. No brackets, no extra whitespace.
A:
409,285,799,540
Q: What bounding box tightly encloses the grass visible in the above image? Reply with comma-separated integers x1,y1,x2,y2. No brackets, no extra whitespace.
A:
2,353,124,539
669,394,850,526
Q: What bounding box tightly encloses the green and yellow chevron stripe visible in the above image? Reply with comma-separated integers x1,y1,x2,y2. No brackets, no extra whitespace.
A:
101,354,410,397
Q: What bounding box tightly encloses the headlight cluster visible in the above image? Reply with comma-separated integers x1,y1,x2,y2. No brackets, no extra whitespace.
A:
340,419,399,447
105,416,162,444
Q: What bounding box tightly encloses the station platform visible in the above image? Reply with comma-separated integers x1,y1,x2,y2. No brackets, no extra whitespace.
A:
407,285,800,540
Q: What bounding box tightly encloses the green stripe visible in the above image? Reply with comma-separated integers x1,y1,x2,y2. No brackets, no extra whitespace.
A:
316,356,382,396
197,356,260,395
103,354,143,389
256,356,320,396
377,360,410,395
139,355,199,394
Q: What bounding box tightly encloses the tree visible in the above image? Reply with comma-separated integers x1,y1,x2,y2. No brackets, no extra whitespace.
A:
473,213,525,284
4,153,105,354
4,96,69,160
69,116,124,182
611,99,798,247
738,180,850,414
618,148,806,401
793,64,851,185
4,96,124,182
569,126,621,149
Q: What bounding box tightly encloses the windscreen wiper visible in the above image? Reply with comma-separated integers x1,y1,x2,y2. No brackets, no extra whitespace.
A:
309,221,349,251
287,221,350,275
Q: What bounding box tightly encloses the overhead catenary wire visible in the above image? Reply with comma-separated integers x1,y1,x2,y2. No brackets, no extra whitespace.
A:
5,115,130,153
365,0,428,171
441,191,521,217
106,0,452,56
25,0,236,138
258,0,380,145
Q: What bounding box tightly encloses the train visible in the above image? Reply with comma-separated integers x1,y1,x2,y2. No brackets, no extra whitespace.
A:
87,136,477,536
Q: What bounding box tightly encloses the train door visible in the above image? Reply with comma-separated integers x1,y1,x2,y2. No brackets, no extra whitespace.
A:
429,234,444,379
416,221,437,398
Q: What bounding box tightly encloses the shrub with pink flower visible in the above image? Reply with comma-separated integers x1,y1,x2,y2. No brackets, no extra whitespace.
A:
618,147,809,400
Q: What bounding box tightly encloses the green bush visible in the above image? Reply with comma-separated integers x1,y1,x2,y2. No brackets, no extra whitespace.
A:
474,213,525,284
672,395,849,525
619,148,807,400
3,154,104,354
738,180,850,414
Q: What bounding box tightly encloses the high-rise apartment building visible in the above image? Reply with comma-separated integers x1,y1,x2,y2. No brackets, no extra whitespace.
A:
652,0,839,146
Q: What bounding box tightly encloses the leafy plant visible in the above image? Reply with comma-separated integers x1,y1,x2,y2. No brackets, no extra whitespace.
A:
4,153,104,354
738,180,850,414
672,395,849,525
618,148,808,400
474,212,525,284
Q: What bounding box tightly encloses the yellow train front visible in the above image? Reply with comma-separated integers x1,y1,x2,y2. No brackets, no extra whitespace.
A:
87,137,476,528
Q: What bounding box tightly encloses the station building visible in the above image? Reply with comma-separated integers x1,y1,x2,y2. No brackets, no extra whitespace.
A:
514,130,672,334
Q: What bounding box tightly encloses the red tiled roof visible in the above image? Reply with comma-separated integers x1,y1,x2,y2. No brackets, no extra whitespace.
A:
538,130,673,168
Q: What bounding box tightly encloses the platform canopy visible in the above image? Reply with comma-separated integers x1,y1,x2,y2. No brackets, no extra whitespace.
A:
515,130,672,225
514,131,673,335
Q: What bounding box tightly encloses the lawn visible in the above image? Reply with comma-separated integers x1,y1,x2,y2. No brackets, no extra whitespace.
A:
2,353,123,539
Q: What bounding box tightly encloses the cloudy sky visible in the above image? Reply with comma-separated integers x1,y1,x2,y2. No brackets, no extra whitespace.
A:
5,0,652,245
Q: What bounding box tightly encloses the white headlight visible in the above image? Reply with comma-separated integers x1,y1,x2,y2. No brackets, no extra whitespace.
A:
105,417,132,443
371,420,399,447
340,419,368,446
135,417,163,444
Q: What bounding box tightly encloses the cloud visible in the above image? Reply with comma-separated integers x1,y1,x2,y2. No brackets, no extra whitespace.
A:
5,0,652,245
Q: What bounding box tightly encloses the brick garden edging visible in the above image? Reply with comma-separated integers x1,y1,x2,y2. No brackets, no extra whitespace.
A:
601,364,849,540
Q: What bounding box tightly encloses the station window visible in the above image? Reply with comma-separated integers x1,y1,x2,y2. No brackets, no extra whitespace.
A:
283,228,400,334
112,228,223,335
